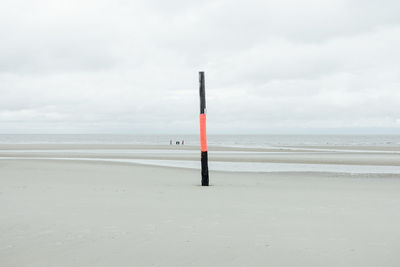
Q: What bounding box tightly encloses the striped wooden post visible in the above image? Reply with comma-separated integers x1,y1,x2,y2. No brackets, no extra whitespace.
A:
199,71,209,186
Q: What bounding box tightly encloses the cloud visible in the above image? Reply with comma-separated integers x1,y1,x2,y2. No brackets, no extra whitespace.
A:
0,0,399,133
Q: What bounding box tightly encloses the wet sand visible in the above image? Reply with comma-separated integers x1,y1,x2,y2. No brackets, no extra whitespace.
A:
1,144,400,166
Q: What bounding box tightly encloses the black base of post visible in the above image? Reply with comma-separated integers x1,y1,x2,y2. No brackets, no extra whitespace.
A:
201,151,209,186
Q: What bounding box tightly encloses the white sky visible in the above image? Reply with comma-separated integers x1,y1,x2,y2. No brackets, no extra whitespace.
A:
1,0,400,134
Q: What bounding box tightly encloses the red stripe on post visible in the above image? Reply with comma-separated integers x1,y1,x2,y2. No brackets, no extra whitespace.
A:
200,113,207,152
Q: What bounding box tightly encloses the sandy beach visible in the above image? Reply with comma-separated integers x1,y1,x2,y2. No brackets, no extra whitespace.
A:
2,0,400,264
1,144,400,266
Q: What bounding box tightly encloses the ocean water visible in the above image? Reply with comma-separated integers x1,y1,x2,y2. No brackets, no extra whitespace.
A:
0,134,399,147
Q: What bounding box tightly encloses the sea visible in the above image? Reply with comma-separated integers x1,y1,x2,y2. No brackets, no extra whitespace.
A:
0,134,399,147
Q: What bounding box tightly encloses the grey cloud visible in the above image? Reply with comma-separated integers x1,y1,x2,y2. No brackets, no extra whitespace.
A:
0,0,399,133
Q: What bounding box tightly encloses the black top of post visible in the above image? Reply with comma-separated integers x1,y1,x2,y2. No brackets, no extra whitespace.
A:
199,71,206,114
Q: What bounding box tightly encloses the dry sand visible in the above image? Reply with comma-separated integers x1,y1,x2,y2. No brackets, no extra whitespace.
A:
1,145,400,266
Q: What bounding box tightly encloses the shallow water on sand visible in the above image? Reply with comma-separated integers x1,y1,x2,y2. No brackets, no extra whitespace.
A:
1,157,400,174
1,135,399,174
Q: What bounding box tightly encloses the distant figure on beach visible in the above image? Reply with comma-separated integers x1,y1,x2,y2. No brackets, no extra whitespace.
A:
182,140,184,145
170,139,172,145
176,141,180,145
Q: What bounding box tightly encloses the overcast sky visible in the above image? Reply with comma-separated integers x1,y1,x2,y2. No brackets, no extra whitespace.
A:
1,0,399,134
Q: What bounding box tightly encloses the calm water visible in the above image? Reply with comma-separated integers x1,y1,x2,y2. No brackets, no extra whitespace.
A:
0,134,399,147
2,157,400,174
